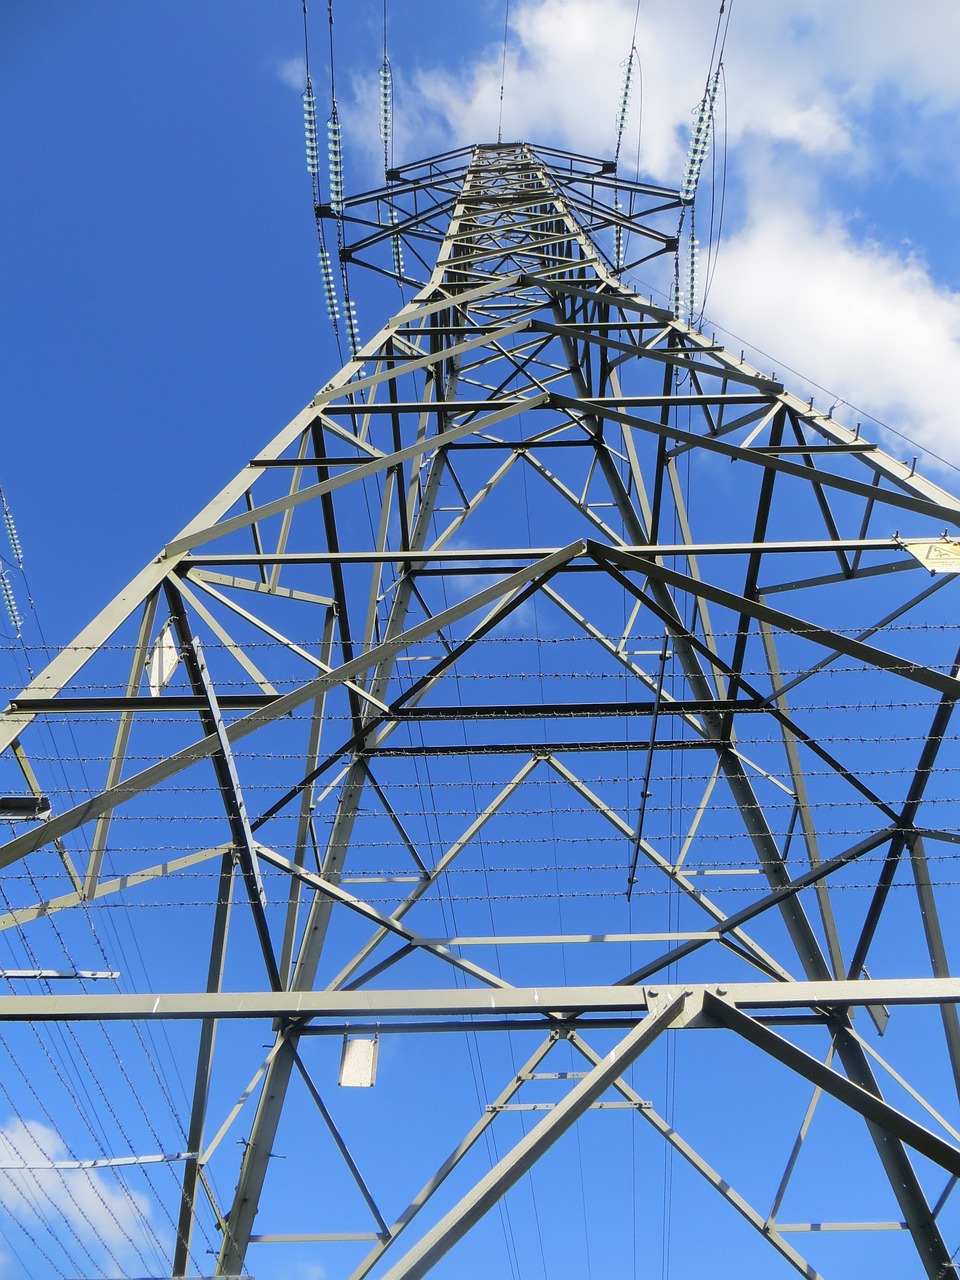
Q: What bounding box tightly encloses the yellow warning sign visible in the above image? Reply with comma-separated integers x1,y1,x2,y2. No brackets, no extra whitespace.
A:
902,539,960,573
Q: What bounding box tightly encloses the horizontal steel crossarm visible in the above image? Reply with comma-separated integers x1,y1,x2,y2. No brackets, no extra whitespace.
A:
0,541,909,641
556,319,960,513
310,397,528,416
5,979,960,1021
0,543,584,871
177,537,908,564
353,698,768,720
368,737,720,757
779,391,960,513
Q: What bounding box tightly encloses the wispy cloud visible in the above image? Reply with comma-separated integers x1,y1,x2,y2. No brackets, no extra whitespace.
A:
294,1264,327,1280
275,54,307,93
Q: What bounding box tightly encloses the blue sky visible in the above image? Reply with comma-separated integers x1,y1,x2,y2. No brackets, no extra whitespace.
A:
3,3,960,1278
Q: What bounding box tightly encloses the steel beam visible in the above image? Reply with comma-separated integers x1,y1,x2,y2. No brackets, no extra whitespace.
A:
1,980,959,1022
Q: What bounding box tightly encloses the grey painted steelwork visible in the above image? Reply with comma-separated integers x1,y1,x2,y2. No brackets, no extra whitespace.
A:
2,143,960,1278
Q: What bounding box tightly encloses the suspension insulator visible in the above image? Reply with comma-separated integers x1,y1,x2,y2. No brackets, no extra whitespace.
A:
687,236,699,320
379,57,393,159
327,112,344,215
669,278,683,321
390,209,405,280
1,494,23,570
614,51,635,159
614,197,623,271
680,67,721,204
318,248,340,327
344,297,361,358
303,83,319,177
0,568,22,637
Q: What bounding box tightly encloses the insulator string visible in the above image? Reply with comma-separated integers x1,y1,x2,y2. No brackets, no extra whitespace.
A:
614,49,637,166
679,66,721,205
379,56,393,178
390,207,405,281
0,566,22,640
303,82,319,184
1,487,24,571
676,1,733,330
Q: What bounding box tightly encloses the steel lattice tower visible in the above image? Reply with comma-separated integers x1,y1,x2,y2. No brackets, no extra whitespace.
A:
3,142,960,1279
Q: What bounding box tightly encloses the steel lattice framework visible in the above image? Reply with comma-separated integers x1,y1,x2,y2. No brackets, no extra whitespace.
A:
3,143,960,1278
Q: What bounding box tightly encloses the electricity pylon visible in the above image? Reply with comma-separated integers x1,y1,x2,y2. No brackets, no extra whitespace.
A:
3,142,960,1279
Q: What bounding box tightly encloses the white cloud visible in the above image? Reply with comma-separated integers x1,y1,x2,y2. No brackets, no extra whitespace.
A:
0,1117,153,1264
706,197,960,462
403,1,860,180
386,0,960,469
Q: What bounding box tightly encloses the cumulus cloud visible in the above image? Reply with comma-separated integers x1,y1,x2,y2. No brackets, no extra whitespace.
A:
707,199,960,459
403,1,860,178
0,1117,153,1266
382,0,960,467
